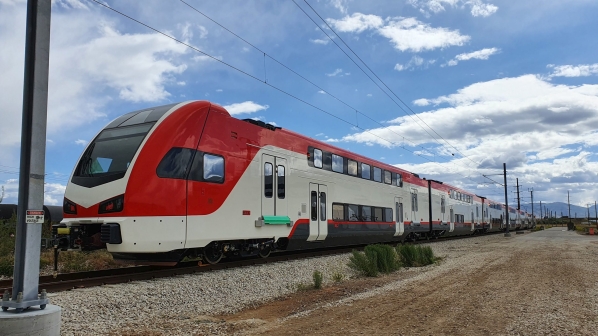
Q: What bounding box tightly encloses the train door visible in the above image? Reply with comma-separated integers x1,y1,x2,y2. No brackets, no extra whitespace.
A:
449,207,455,232
261,154,288,217
308,183,328,241
411,189,418,225
394,197,404,236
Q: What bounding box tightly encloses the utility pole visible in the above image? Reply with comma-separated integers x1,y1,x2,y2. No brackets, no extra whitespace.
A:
516,178,520,210
2,0,51,313
568,191,572,230
595,201,597,227
531,189,535,226
503,163,511,237
540,201,543,219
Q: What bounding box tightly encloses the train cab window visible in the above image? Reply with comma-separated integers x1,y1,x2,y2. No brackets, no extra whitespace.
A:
264,163,273,198
332,154,344,173
320,192,327,221
361,163,371,179
373,167,382,182
374,207,383,221
277,165,285,199
156,147,194,179
348,160,357,176
348,204,359,221
394,173,403,187
311,191,317,220
361,206,372,221
384,208,393,222
313,149,323,168
333,204,344,221
384,170,392,184
203,154,224,183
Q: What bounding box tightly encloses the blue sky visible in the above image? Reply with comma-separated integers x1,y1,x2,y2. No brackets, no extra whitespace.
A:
1,0,598,210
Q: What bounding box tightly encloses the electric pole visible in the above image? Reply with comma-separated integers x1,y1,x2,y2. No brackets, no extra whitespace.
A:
503,163,511,237
540,201,543,219
568,191,572,230
516,178,520,210
529,189,534,227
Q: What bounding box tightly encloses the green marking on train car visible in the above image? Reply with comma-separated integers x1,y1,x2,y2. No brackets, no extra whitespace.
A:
263,216,292,225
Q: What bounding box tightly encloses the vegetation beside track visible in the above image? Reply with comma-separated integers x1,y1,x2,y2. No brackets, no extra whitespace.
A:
348,243,437,277
1,212,120,277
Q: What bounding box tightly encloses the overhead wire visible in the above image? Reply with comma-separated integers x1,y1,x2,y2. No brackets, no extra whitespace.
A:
90,0,487,184
296,0,482,169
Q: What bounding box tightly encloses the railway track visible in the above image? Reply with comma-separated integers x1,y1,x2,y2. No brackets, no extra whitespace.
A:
0,230,517,294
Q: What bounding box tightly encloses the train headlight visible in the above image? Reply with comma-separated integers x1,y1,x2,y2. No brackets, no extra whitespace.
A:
63,198,77,214
99,195,125,214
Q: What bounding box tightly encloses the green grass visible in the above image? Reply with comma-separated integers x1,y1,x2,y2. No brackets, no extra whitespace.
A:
348,244,400,277
313,270,323,289
396,244,436,267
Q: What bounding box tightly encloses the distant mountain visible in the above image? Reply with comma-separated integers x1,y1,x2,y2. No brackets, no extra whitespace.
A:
520,201,597,218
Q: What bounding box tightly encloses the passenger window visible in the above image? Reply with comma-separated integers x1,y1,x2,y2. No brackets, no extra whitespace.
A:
361,163,370,179
320,192,326,221
384,208,393,222
374,207,383,222
333,204,344,221
397,174,402,187
348,160,357,176
348,204,359,221
156,147,194,179
314,149,323,168
396,203,403,223
373,167,382,182
203,154,224,183
264,163,273,198
361,206,371,221
384,170,392,184
332,154,344,173
277,165,285,199
311,191,317,220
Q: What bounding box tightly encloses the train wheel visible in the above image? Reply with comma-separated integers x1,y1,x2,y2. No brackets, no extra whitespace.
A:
258,245,271,258
203,243,223,264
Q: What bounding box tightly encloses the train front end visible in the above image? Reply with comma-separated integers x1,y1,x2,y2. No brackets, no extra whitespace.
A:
52,101,211,264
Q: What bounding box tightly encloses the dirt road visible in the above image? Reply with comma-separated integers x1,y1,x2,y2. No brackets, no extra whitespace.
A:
212,228,598,335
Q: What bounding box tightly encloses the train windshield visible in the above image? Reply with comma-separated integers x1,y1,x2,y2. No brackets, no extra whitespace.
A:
74,123,154,180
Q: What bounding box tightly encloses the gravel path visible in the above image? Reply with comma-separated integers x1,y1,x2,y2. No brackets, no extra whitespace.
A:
48,229,598,335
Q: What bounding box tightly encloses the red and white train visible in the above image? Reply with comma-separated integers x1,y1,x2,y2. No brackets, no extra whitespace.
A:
53,101,533,264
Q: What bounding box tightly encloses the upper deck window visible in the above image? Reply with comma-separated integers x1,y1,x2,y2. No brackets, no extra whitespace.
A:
373,167,382,182
313,149,323,168
361,163,370,179
332,154,344,173
348,160,357,176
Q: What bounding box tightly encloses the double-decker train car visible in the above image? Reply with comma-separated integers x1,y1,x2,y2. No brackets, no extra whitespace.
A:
53,101,533,264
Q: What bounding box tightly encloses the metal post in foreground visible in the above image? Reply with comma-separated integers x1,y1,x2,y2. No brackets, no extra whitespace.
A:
503,163,511,237
3,0,51,312
530,189,534,227
567,191,572,230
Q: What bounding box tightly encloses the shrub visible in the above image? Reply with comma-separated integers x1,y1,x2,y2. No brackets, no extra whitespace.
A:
332,270,345,282
396,244,436,267
348,244,400,277
313,270,323,289
348,249,378,277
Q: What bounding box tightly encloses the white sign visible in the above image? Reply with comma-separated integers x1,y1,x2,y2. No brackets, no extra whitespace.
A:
26,210,44,224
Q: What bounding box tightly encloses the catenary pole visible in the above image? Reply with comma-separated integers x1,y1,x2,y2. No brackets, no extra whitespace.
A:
530,189,534,227
5,0,51,311
503,163,510,237
516,178,520,210
568,191,572,230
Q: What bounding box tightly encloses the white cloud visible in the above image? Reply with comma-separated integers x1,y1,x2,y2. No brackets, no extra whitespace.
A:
326,68,344,76
408,0,498,17
318,90,326,94
330,0,349,14
75,139,88,146
327,13,385,33
367,93,373,97
394,55,432,71
310,38,330,45
223,101,269,115
548,64,598,78
377,17,470,52
216,89,223,92
328,14,470,52
446,47,499,66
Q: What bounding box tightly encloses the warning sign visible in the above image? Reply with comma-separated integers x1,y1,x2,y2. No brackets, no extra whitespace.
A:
26,210,44,224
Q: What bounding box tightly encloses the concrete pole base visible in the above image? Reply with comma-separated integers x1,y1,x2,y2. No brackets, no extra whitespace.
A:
0,304,61,336
504,232,512,237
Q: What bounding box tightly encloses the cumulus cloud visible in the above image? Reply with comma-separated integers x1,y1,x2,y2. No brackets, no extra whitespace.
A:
223,101,269,115
328,14,470,53
328,74,598,201
75,139,88,146
310,38,330,45
445,47,499,66
548,64,598,78
408,0,498,17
